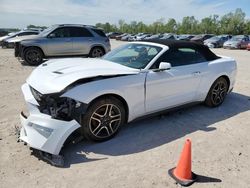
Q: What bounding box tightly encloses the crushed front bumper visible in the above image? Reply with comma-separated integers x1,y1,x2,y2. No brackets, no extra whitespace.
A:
19,83,81,156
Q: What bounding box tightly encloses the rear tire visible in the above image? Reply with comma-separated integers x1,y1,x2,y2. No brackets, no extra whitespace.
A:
81,97,126,142
24,47,43,65
205,77,229,107
89,47,105,58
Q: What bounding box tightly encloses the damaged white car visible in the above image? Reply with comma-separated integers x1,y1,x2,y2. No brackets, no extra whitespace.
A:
19,40,237,166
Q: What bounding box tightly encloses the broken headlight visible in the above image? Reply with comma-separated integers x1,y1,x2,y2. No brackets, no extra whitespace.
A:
30,86,43,102
29,86,86,122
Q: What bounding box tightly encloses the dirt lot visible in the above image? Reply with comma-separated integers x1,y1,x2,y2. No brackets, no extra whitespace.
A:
0,40,250,188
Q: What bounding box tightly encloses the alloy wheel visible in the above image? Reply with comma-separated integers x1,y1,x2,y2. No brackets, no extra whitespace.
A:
91,48,104,57
89,104,122,138
26,50,41,64
211,80,227,105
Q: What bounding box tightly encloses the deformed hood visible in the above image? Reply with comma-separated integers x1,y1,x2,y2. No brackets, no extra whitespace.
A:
27,58,140,94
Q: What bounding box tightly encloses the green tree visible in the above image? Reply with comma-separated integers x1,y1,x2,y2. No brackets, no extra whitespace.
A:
199,15,219,34
178,16,198,34
165,18,177,33
220,8,246,34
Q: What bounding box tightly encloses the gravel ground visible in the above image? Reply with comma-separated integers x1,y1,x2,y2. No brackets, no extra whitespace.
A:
0,40,250,188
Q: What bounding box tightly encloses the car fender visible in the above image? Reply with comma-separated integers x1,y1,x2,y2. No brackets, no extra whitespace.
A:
62,73,146,122
21,40,46,55
197,57,237,101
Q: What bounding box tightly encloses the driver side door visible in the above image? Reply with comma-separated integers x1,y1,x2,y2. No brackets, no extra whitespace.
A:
45,27,73,56
145,48,207,113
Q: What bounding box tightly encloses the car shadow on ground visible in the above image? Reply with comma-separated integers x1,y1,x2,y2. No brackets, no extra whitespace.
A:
61,92,250,167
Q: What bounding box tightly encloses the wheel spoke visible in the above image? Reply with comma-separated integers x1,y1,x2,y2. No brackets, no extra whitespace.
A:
108,123,114,133
216,95,222,103
95,126,105,136
104,126,110,135
110,114,121,122
92,123,102,134
90,116,101,123
93,112,104,118
108,105,114,116
103,104,111,116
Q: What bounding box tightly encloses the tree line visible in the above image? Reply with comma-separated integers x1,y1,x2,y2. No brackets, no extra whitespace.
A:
96,8,250,35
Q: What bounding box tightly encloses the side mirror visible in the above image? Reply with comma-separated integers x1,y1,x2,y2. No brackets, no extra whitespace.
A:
48,33,56,38
159,62,171,71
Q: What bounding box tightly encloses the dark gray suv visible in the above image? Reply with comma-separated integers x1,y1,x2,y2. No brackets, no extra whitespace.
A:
15,24,111,65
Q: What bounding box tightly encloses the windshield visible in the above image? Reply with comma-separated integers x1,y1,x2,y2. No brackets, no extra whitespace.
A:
230,36,244,41
38,25,57,36
208,36,219,40
102,43,162,69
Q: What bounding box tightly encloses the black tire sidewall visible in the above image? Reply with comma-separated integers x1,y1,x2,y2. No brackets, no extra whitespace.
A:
81,97,126,142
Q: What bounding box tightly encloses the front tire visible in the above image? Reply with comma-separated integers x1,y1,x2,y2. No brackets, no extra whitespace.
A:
205,77,229,107
24,47,43,65
81,97,126,142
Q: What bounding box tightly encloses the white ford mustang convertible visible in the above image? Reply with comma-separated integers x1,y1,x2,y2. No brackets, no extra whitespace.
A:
19,40,237,164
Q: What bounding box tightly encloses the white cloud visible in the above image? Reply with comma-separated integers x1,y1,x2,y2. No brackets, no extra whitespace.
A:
0,0,228,28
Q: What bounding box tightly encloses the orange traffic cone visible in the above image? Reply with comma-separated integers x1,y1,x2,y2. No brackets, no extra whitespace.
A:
168,139,197,186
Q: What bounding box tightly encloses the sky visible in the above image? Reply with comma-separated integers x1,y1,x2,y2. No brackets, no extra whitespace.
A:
0,0,249,28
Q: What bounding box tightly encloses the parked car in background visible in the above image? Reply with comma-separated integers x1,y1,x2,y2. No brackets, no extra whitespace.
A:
135,34,152,41
144,34,164,40
160,33,177,40
15,24,111,65
223,35,249,49
2,32,39,48
0,32,17,42
0,30,39,47
178,34,195,41
107,32,123,39
115,33,128,40
190,34,214,44
19,40,237,164
204,35,231,48
246,42,250,51
121,34,135,41
129,33,145,41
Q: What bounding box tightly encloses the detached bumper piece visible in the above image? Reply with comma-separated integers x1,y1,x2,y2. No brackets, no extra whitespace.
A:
18,112,66,167
38,151,64,167
19,83,82,166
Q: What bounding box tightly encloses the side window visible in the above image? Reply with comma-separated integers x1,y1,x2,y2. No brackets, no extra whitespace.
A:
70,27,93,37
151,48,207,69
91,29,106,37
19,32,38,36
18,32,29,36
50,27,71,38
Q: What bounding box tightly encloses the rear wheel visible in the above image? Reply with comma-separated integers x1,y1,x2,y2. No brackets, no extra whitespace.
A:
205,77,228,107
24,47,43,65
81,97,126,141
89,47,105,58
